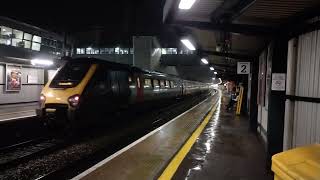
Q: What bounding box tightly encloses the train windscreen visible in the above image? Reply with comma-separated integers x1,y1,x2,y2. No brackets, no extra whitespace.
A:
50,62,91,88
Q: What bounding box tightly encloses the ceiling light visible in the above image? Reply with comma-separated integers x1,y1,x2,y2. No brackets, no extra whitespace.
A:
214,72,218,75
31,58,53,66
181,39,196,50
210,67,214,71
201,58,208,64
179,0,196,10
212,77,215,80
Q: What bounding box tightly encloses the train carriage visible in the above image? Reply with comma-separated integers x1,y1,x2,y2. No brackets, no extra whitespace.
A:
37,58,212,129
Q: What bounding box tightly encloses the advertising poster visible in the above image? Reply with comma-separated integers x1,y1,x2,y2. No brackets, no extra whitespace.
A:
6,64,22,91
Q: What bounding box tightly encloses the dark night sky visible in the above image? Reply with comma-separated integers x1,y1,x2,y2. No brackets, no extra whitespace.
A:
1,0,166,36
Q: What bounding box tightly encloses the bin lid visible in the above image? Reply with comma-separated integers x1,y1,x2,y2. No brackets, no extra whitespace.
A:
272,144,320,180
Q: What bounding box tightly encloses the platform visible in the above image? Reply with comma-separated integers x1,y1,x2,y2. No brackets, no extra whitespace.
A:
0,102,38,123
172,93,272,180
73,91,270,180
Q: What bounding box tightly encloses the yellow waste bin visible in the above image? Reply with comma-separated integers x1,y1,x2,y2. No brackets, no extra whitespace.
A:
271,144,320,180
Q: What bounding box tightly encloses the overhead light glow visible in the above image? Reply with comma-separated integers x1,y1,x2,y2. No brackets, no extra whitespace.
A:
214,71,218,75
31,59,53,66
179,0,196,9
210,67,214,71
201,58,208,64
181,39,196,50
212,77,215,80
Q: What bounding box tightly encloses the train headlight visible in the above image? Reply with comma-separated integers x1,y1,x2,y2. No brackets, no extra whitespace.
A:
40,94,46,106
68,94,80,107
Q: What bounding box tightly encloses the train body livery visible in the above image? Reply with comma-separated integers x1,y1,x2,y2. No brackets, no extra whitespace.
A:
37,58,212,128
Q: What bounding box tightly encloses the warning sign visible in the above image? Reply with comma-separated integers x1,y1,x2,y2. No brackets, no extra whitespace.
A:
271,73,286,91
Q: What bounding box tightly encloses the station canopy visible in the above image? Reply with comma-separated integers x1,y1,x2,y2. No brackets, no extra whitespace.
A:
163,0,320,79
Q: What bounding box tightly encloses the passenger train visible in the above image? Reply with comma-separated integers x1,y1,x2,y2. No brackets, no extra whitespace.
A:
37,58,212,129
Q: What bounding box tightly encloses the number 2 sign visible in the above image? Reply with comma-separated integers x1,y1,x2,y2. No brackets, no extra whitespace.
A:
237,62,250,74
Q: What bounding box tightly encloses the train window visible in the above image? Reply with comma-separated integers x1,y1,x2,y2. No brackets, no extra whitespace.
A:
153,79,160,89
160,80,165,88
170,81,174,88
50,62,91,88
165,80,170,88
144,79,152,88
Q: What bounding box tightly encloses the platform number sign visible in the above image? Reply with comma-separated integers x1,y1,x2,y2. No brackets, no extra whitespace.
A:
237,62,250,74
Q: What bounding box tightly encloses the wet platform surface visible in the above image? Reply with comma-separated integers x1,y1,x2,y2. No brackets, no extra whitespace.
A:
173,92,272,180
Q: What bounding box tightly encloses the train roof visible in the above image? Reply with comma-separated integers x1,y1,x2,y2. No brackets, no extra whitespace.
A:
67,57,206,83
67,57,176,78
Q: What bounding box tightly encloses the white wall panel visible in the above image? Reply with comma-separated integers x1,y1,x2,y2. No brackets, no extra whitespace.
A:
288,30,320,148
0,85,42,104
283,39,298,150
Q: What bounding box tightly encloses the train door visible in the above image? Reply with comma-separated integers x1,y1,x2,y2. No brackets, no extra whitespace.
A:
117,70,130,103
108,70,130,104
109,71,119,97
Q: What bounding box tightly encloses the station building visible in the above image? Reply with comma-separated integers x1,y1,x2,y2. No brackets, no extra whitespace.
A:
0,17,68,121
73,36,218,83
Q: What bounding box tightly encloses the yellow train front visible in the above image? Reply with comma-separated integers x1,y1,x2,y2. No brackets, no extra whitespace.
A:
37,58,212,130
37,60,98,129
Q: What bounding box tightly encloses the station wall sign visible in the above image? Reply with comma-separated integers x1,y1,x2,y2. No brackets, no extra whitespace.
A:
271,73,286,91
237,62,250,74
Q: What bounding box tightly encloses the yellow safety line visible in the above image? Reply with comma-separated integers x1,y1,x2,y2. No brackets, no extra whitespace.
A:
158,100,219,180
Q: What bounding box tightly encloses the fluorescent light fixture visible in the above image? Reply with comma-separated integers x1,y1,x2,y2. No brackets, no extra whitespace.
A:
179,0,196,9
31,59,53,66
181,39,196,50
201,58,208,64
210,67,214,71
214,71,218,75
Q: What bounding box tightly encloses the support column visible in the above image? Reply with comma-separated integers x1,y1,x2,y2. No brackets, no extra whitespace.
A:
249,59,259,133
266,39,288,167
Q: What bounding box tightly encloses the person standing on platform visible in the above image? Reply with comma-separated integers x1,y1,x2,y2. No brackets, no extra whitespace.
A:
226,87,239,111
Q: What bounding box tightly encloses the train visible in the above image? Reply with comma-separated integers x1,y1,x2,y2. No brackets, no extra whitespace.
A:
37,58,213,130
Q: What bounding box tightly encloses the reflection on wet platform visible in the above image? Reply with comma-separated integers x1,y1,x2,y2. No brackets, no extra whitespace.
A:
173,93,272,180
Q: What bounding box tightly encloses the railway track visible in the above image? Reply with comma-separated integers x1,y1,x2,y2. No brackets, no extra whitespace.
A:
0,138,65,171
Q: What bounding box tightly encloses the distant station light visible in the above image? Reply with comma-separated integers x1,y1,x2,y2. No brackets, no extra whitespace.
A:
210,67,214,71
214,71,218,75
179,0,196,9
212,77,215,80
181,39,196,50
31,58,53,66
201,58,209,64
